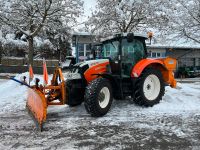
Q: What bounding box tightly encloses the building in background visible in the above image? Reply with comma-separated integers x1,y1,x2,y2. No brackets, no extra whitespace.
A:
147,45,200,68
71,32,200,76
147,46,166,58
147,35,200,66
147,36,200,77
72,32,101,62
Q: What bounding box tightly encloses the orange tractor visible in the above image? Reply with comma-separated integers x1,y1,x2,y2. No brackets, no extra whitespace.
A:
26,33,177,131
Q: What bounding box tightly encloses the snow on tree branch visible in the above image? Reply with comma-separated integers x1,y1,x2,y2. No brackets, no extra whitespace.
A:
0,0,84,65
156,0,200,43
85,0,167,37
0,0,83,38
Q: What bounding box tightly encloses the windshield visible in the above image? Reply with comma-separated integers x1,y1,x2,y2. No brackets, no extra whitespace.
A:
102,41,119,60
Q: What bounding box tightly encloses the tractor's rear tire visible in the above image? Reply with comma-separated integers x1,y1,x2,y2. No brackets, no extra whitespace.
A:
133,68,165,107
84,78,113,117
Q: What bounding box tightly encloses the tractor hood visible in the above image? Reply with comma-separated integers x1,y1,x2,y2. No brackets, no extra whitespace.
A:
63,59,110,80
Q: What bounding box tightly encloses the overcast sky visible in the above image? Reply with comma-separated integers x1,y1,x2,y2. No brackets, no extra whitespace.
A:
75,0,97,30
83,0,97,17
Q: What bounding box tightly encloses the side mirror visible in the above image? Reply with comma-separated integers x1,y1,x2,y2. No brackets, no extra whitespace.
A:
127,33,134,43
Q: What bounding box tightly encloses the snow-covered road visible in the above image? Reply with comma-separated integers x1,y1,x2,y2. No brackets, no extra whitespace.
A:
0,75,200,149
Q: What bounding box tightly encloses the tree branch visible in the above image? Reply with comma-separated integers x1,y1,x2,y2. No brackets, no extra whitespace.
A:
31,0,52,37
183,28,200,43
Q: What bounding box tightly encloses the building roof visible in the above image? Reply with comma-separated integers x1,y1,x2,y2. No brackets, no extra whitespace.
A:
147,43,200,49
147,44,200,49
147,34,200,49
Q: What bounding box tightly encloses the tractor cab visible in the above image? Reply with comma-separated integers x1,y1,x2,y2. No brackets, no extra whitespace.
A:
100,33,147,77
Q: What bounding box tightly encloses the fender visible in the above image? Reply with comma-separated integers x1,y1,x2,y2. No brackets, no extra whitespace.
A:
131,58,165,78
84,61,109,82
131,57,177,88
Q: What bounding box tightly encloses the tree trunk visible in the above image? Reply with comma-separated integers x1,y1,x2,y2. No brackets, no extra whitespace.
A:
28,36,34,66
0,42,2,64
0,52,1,65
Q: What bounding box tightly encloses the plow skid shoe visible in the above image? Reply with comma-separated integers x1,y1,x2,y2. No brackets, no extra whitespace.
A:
26,88,47,131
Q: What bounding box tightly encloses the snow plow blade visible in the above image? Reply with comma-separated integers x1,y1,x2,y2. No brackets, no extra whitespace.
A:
26,88,47,131
26,68,66,131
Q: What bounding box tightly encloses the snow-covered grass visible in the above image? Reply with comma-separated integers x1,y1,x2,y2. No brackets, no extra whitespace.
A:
0,73,200,149
0,73,52,114
0,77,27,114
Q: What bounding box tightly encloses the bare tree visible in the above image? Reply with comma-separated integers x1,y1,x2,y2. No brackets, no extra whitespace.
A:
0,41,2,63
45,26,72,61
0,0,83,65
85,0,166,37
175,0,200,43
155,0,200,43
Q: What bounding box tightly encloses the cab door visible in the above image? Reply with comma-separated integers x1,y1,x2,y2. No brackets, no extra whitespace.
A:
121,38,147,77
102,41,121,75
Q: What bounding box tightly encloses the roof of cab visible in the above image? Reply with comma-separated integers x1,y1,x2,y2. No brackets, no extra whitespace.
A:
101,32,148,42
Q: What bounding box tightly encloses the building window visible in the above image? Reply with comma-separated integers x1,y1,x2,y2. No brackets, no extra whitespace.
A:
157,53,161,57
86,44,91,57
152,52,157,57
199,58,200,66
148,52,151,57
78,43,84,57
161,52,166,57
149,52,166,58
72,36,76,47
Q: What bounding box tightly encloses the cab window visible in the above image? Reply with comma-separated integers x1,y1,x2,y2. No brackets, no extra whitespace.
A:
102,41,119,60
121,38,145,76
122,38,145,62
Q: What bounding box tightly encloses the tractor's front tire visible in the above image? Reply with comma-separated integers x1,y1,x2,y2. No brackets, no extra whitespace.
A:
134,68,165,106
84,78,113,117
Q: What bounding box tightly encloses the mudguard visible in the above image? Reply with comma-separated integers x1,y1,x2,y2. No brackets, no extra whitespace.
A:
84,61,109,82
131,57,177,88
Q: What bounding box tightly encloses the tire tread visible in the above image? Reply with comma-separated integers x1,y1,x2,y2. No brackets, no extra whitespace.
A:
133,68,165,107
84,78,113,117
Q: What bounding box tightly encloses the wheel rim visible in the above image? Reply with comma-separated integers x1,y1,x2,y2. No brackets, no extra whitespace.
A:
98,87,110,108
143,74,160,101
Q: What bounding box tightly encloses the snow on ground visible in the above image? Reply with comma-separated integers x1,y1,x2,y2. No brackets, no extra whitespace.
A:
0,74,200,149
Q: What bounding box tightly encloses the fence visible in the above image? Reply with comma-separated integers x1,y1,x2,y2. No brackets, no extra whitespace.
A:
0,57,59,74
1,57,59,67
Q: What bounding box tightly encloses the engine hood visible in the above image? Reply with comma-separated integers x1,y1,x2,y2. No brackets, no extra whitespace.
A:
64,59,110,82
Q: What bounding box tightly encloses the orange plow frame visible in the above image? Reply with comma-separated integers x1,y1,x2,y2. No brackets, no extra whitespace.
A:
26,68,66,131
